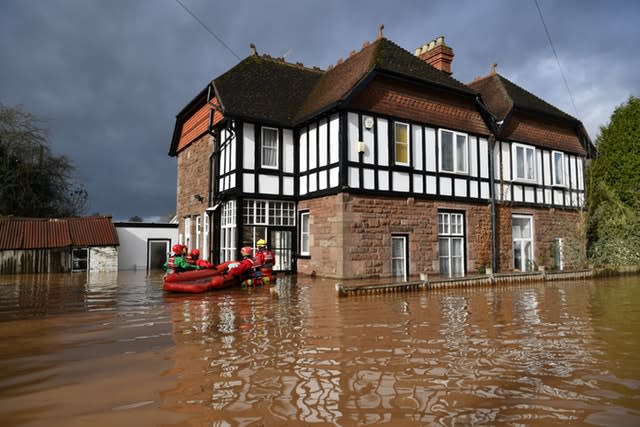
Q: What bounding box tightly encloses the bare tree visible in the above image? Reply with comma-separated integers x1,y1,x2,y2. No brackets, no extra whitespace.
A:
0,102,87,217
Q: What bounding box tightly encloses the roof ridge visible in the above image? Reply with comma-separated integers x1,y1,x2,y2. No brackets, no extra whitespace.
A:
257,53,325,73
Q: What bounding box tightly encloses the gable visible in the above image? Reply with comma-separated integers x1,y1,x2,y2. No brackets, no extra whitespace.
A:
175,97,223,154
296,38,475,123
501,111,585,155
350,75,489,136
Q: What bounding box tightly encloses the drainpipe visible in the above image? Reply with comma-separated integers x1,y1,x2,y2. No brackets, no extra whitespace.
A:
488,133,498,273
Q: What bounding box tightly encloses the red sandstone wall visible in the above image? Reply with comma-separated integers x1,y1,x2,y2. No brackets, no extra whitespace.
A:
176,134,214,240
298,193,493,280
495,204,586,271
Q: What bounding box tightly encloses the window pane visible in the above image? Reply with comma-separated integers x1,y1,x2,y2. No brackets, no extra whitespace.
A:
441,131,453,171
439,239,450,274
438,213,449,234
554,152,563,185
391,236,406,280
516,146,524,178
300,213,309,254
526,148,535,179
395,123,409,164
262,128,278,168
395,143,408,164
456,134,467,172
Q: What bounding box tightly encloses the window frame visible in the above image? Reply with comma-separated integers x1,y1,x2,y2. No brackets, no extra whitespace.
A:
512,214,534,272
394,122,410,166
299,211,310,256
391,234,408,281
220,201,237,262
438,129,468,174
512,143,537,182
261,126,279,169
438,211,465,277
552,150,566,187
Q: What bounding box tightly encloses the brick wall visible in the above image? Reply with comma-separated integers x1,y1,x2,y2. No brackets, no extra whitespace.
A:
350,76,489,136
176,134,214,238
298,193,493,279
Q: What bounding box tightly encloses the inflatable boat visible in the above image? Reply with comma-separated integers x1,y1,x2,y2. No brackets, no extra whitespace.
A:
163,261,237,293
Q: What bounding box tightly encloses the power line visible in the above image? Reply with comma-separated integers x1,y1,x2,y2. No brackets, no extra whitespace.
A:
174,0,241,61
534,0,580,120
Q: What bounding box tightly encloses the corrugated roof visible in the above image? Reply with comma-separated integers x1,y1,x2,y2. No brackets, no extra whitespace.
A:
0,216,119,250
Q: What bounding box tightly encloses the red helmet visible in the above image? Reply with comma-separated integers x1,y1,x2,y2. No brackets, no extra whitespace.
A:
240,246,253,257
172,244,184,255
190,249,200,258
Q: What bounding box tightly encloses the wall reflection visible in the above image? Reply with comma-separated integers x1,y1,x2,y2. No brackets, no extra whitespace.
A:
159,277,639,426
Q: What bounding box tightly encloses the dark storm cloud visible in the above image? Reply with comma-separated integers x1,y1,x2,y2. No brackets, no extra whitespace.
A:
1,0,638,220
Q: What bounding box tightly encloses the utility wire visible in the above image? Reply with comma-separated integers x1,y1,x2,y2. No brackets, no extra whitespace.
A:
534,0,580,120
174,0,242,61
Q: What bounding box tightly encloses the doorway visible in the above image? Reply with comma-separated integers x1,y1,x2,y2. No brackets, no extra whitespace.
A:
148,239,170,271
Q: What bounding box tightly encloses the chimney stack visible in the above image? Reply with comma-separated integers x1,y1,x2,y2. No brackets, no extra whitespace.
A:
415,36,454,75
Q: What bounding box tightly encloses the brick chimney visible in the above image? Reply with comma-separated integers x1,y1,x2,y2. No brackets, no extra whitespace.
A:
415,36,454,75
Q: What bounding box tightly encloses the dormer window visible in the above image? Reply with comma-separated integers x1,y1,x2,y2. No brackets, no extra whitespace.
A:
439,129,468,174
261,127,278,169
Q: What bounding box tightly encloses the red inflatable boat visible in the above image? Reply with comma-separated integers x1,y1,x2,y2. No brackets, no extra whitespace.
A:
163,261,238,293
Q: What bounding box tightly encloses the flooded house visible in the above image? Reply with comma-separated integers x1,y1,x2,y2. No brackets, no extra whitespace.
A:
0,216,119,274
168,31,593,280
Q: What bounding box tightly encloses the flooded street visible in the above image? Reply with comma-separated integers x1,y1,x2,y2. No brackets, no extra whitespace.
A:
1,272,639,426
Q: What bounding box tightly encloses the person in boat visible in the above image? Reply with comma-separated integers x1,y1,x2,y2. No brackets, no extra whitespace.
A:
188,249,214,269
164,244,200,274
254,239,276,285
225,246,261,286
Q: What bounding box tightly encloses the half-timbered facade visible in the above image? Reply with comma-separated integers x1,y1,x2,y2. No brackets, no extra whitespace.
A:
169,33,592,280
469,70,593,272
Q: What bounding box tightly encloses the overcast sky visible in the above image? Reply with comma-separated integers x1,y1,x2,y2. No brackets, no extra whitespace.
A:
1,0,638,221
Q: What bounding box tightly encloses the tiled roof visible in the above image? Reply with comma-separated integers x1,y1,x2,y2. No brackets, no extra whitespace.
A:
0,216,119,250
468,73,577,123
297,38,475,122
213,55,323,127
468,72,591,155
209,37,475,127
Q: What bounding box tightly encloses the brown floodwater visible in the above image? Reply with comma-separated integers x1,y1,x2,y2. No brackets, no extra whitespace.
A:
0,271,639,426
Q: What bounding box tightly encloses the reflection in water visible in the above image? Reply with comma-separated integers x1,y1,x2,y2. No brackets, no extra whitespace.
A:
1,272,640,426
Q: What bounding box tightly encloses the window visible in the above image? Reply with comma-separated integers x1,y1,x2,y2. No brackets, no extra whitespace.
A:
391,235,407,281
72,248,88,272
394,122,410,165
438,212,465,277
512,215,534,271
195,215,201,251
553,237,564,271
300,212,310,256
513,143,536,181
220,201,236,262
552,151,565,186
184,217,192,250
243,200,296,226
261,127,279,168
439,129,468,174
